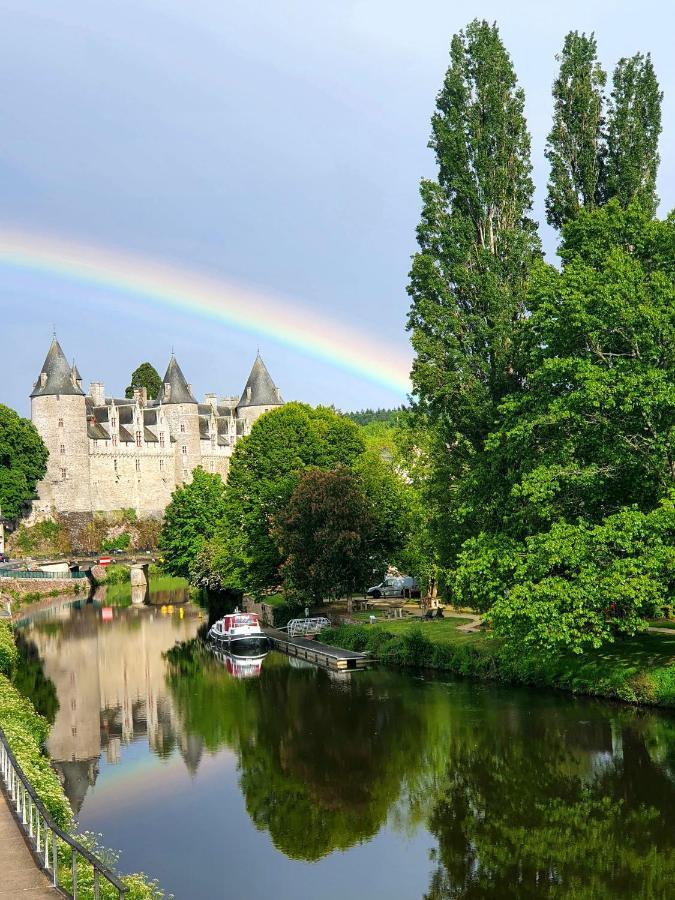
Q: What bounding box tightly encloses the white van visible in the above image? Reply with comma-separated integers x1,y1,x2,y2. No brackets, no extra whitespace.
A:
366,575,420,600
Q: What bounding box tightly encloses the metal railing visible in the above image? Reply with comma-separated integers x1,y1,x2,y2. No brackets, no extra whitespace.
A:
286,616,331,637
0,567,87,580
0,724,126,898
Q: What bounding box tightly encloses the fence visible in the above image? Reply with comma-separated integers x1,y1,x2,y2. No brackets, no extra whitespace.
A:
0,567,87,580
0,724,126,898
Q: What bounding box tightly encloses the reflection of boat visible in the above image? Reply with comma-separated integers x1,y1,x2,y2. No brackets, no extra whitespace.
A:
208,612,269,654
211,647,268,679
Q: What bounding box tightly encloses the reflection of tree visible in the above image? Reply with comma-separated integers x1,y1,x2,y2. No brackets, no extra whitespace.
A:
424,708,675,899
167,645,442,860
14,634,59,723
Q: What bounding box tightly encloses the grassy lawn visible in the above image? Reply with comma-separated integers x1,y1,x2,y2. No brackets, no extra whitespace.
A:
648,618,675,631
362,616,482,645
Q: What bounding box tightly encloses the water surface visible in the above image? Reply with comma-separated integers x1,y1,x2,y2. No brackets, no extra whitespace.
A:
17,593,675,900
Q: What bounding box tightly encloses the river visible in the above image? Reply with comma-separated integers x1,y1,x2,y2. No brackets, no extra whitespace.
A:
15,586,675,900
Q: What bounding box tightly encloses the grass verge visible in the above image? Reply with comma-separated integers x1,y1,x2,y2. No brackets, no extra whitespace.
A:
321,620,675,708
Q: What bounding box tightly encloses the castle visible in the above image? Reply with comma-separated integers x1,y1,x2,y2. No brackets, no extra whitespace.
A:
30,338,283,520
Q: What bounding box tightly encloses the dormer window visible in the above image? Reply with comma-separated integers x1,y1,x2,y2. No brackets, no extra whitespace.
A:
40,372,47,388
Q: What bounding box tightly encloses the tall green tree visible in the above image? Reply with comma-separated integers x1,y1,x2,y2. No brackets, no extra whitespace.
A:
407,19,540,572
125,362,161,400
0,405,48,522
273,467,381,603
159,468,227,578
605,53,662,216
204,404,365,594
545,31,606,229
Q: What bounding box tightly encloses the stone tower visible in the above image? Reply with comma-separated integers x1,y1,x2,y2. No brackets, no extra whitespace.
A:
30,338,92,516
235,353,284,430
156,355,200,486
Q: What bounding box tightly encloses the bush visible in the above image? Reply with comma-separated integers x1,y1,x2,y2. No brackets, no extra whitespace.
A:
102,533,131,553
0,621,19,676
104,564,131,585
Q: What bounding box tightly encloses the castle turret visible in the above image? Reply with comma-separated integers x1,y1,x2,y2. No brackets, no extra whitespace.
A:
236,353,283,429
30,338,92,516
157,354,200,486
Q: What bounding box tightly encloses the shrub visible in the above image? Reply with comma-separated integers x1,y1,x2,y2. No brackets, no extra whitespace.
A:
0,621,19,676
104,564,131,585
102,533,131,553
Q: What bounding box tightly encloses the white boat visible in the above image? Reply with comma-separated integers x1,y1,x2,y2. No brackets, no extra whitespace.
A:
208,611,269,654
211,647,268,679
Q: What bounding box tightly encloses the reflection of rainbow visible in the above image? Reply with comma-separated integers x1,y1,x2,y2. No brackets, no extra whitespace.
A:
0,229,412,396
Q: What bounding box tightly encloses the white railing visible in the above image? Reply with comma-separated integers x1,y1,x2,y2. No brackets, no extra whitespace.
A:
286,617,331,637
0,725,127,898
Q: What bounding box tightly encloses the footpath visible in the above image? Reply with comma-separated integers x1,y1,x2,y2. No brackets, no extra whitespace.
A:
0,788,56,897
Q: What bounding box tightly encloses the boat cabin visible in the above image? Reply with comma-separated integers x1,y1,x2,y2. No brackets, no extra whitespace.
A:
212,613,260,636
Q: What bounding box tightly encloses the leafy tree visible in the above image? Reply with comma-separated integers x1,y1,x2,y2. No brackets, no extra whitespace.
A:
125,362,161,400
272,467,381,603
344,408,405,426
605,53,662,216
0,404,48,522
207,403,365,594
546,31,606,229
407,19,540,577
159,468,227,578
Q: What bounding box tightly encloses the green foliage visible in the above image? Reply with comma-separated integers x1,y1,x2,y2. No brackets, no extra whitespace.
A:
207,403,365,594
159,467,227,578
455,500,674,654
0,621,19,676
104,563,131,584
0,404,49,521
124,362,161,400
605,53,662,216
13,518,71,556
0,673,73,828
546,31,606,228
272,467,382,603
102,532,131,552
343,407,405,426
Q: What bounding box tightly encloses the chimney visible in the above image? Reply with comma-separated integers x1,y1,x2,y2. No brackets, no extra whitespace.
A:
133,387,148,406
204,393,218,409
89,382,105,406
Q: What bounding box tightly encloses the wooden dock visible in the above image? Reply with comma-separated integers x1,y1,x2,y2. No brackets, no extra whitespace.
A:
264,628,369,671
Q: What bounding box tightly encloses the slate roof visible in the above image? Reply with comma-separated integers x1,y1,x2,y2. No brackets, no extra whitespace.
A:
87,422,110,441
157,356,197,405
119,426,135,443
31,339,85,398
237,354,283,409
144,427,158,443
118,406,134,426
143,409,158,426
198,417,210,439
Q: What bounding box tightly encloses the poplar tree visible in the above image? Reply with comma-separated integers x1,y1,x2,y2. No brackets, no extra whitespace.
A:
407,20,540,564
605,53,662,215
545,32,606,229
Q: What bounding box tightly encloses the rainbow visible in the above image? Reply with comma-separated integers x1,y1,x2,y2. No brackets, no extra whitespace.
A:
0,228,412,396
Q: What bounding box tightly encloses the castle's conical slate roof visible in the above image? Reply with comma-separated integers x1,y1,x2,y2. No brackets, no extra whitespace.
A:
157,355,197,404
30,339,84,397
237,354,283,409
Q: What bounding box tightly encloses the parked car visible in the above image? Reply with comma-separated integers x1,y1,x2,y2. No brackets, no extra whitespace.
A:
0,553,6,564
366,575,421,600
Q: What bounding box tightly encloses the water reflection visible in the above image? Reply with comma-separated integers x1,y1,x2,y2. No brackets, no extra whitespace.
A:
16,600,675,900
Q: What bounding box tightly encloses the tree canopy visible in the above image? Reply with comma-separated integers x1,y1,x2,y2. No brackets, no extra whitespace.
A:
0,405,48,522
125,362,162,400
159,468,227,578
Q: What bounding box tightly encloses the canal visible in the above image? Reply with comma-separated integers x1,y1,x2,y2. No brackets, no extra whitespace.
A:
15,586,675,899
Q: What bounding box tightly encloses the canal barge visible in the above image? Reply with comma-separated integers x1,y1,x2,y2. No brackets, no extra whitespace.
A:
208,612,269,654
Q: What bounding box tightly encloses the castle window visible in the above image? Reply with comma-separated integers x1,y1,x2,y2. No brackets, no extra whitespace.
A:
159,459,164,472
135,430,142,447
209,459,215,472
180,424,186,433
159,433,165,448
113,459,118,472
60,468,66,480
136,459,141,473
111,418,117,429
211,435,216,449
58,418,64,428
112,436,117,447
182,445,187,456
60,444,65,454
183,468,188,480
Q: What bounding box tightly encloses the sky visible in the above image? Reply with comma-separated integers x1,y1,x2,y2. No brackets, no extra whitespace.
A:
1,0,673,416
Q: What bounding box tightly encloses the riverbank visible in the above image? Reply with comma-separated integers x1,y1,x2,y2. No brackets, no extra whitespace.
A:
321,619,675,707
0,619,166,898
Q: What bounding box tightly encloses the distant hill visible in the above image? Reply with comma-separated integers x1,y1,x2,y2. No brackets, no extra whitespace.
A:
343,407,406,426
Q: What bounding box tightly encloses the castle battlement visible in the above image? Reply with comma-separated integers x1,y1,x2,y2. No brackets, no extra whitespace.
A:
30,339,283,520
